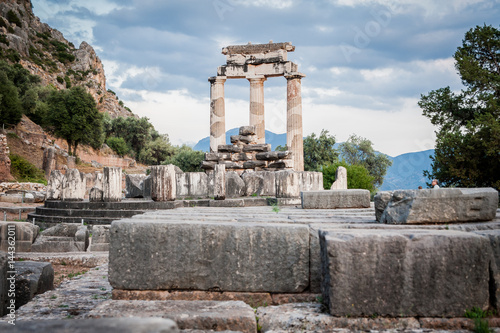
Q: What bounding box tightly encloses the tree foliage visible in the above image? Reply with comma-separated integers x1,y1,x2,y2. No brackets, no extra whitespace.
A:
139,135,175,166
419,24,500,189
322,161,375,193
339,134,392,189
163,145,205,172
46,86,104,155
302,129,338,171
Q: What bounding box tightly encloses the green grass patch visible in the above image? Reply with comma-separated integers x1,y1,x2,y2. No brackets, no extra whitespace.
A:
9,154,47,185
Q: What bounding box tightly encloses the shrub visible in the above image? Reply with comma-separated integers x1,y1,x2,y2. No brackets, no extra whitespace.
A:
322,161,376,193
5,49,20,63
106,136,129,157
0,34,9,46
56,76,64,84
64,75,71,88
9,154,47,185
6,10,21,27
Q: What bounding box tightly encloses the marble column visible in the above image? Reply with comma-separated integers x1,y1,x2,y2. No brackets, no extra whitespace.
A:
209,76,227,153
248,76,266,144
285,73,306,172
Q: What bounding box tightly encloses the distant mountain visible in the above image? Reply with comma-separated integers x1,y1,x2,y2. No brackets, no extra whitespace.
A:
193,129,434,191
193,128,287,152
379,149,434,191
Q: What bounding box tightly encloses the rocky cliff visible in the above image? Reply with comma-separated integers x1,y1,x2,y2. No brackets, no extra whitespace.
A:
0,0,134,119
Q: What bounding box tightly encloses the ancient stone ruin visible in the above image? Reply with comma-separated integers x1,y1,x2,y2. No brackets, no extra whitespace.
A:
207,42,305,172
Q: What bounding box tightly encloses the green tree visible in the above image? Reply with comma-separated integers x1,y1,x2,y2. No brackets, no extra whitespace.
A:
302,129,338,171
339,134,392,189
106,136,129,157
138,135,174,165
0,71,23,125
163,145,205,172
322,161,376,193
419,24,500,189
106,116,155,159
46,86,104,155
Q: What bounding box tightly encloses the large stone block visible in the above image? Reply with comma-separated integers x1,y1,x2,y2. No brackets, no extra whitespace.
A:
176,172,208,198
276,170,300,198
31,224,89,252
374,191,392,221
89,300,256,333
299,171,324,192
242,172,264,196
62,168,85,201
214,164,226,200
320,229,493,317
89,186,104,202
46,170,64,200
109,220,310,293
330,166,347,190
301,190,370,209
103,167,122,202
151,165,176,202
0,222,39,252
143,175,152,199
14,261,54,308
0,318,178,333
125,174,146,198
226,171,245,198
378,188,499,224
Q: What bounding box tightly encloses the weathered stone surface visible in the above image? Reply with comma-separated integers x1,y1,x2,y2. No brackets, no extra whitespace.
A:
242,144,271,152
125,174,146,198
90,300,256,333
299,171,324,192
330,166,347,190
31,224,89,252
143,175,152,199
109,220,309,293
378,188,499,224
201,160,217,170
0,222,39,252
14,261,54,308
261,171,276,197
0,318,178,333
89,225,110,252
209,199,244,207
473,229,500,311
242,172,264,196
151,165,177,201
276,171,300,198
89,186,104,202
320,229,493,317
42,147,57,178
301,190,370,209
226,171,245,198
62,168,85,201
243,160,266,169
256,303,420,332
46,170,64,200
374,191,392,222
218,145,242,153
214,165,226,200
103,167,122,202
0,251,8,317
239,126,256,136
177,172,209,198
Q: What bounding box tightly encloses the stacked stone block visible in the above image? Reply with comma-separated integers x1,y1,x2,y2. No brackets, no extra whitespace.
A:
202,126,294,174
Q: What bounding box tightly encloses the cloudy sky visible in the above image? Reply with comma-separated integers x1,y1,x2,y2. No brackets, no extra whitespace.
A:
31,0,499,156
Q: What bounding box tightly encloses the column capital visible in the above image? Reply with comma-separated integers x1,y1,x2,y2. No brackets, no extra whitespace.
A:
209,76,227,83
285,72,306,80
246,75,267,82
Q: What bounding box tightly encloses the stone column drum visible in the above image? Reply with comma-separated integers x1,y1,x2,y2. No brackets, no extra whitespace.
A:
103,167,122,202
214,164,226,200
248,76,266,144
209,76,227,153
150,165,176,202
286,73,305,172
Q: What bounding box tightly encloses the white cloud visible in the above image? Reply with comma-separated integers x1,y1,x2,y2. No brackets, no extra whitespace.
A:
232,0,295,9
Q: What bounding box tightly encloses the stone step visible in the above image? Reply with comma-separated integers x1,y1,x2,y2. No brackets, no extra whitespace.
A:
43,200,182,210
27,213,118,225
34,207,145,218
88,300,258,333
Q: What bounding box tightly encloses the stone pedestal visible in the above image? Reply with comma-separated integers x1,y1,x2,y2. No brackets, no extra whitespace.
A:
276,170,300,198
209,76,227,153
248,76,266,144
62,169,85,201
151,165,176,202
286,73,305,172
46,170,64,200
103,167,122,202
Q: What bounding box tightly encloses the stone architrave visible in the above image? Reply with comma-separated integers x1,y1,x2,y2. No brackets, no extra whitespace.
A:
214,164,226,200
248,76,266,144
62,169,85,201
150,165,176,202
285,73,305,172
46,170,64,200
377,188,499,224
103,167,122,202
209,76,227,153
330,166,347,190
